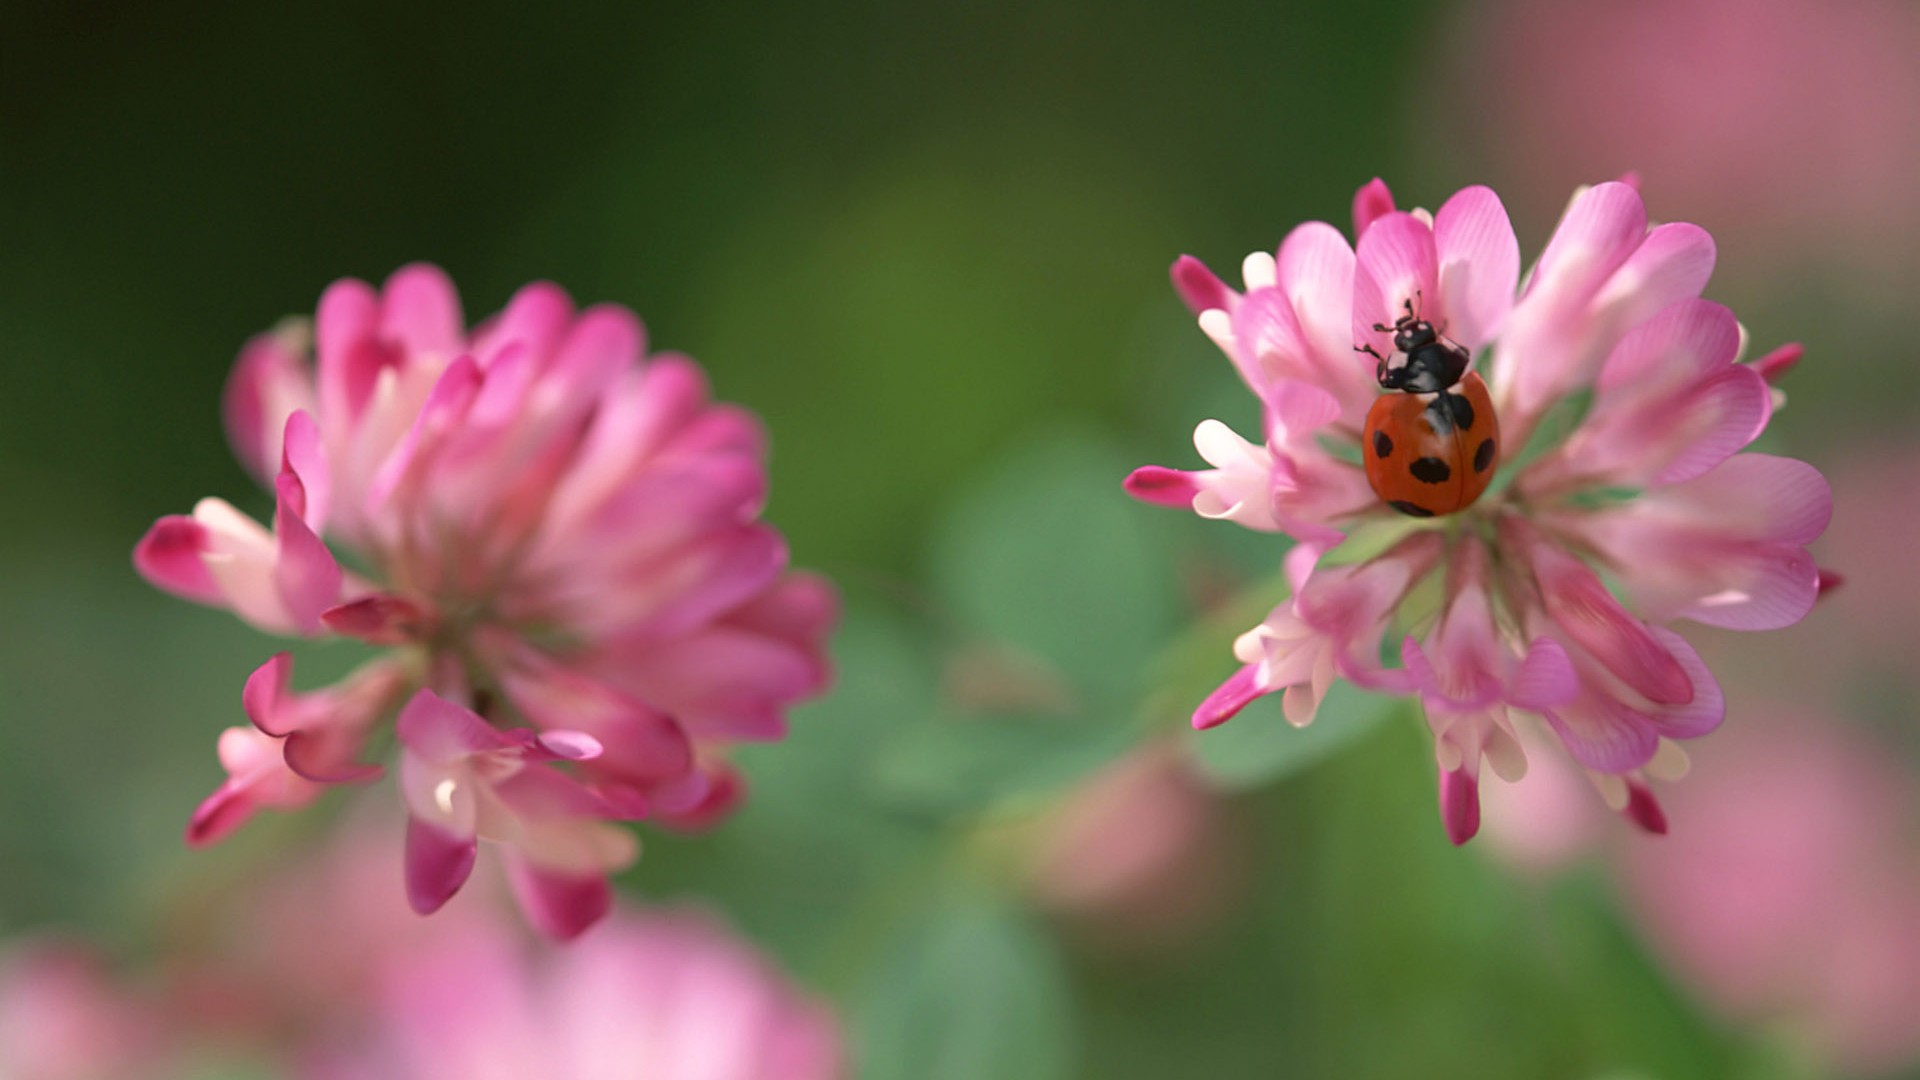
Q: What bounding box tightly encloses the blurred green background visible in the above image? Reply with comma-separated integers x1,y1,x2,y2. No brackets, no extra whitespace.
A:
4,1,1918,1077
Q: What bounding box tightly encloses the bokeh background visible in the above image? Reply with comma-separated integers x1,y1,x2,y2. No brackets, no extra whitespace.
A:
4,0,1919,1076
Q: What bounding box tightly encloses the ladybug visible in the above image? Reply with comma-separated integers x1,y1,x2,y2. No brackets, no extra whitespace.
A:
1357,299,1499,518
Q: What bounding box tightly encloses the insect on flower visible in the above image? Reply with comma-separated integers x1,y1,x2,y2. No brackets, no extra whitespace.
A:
1356,295,1500,518
1129,178,1833,844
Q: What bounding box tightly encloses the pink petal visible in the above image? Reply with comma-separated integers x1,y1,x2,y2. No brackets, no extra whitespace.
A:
395,690,510,763
282,729,385,785
405,817,478,915
270,471,343,634
241,652,299,736
1641,627,1724,740
1534,545,1693,706
1543,689,1662,774
1274,221,1361,385
1593,222,1717,337
1508,637,1577,711
652,762,746,831
504,857,611,942
1439,766,1481,846
321,594,431,644
1528,181,1647,297
222,325,312,482
546,304,645,397
132,516,221,604
612,628,823,741
501,667,693,786
185,780,259,847
591,525,789,641
366,354,482,510
314,277,384,423
1350,177,1395,238
378,263,465,361
470,280,574,368
1432,185,1519,348
723,570,840,648
279,410,330,533
1352,212,1440,359
531,730,603,761
1230,287,1311,395
1193,665,1262,730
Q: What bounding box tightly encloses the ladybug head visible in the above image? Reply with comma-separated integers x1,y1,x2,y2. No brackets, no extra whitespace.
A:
1391,315,1438,356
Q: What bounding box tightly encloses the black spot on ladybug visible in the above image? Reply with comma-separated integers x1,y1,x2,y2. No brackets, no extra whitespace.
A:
1474,438,1496,474
1388,499,1434,518
1448,393,1475,432
1372,429,1393,458
1409,457,1452,484
1424,392,1475,435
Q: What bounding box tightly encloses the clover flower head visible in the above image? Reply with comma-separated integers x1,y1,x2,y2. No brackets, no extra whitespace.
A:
136,265,835,936
1129,179,1831,842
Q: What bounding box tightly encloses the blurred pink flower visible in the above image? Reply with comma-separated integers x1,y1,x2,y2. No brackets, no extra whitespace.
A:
1026,742,1244,948
1456,0,1920,299
1620,714,1920,1075
312,910,845,1080
135,265,835,937
0,943,170,1080
1130,180,1830,844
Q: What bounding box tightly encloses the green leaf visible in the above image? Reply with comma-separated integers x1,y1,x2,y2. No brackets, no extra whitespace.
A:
858,892,1077,1080
872,711,1138,816
927,426,1177,707
1190,681,1400,791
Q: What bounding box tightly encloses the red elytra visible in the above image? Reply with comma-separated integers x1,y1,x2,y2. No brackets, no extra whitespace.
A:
1362,371,1499,518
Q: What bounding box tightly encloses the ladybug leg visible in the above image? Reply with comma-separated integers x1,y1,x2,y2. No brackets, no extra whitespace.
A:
1354,342,1389,382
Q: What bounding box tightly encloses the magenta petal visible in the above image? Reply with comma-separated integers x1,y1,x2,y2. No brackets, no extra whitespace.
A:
133,516,221,604
242,652,297,736
1432,185,1519,348
1193,665,1263,730
321,594,431,645
1749,342,1803,385
1622,780,1669,835
1350,177,1395,239
185,781,256,847
505,858,611,942
1123,466,1200,508
396,689,510,762
282,729,384,785
1438,766,1480,846
405,817,477,915
1170,255,1233,315
1537,548,1693,706
270,471,343,634
1642,628,1724,740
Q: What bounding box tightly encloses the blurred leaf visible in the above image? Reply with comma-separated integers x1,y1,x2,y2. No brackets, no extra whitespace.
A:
1191,682,1400,791
927,425,1176,707
872,712,1138,816
858,892,1076,1080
